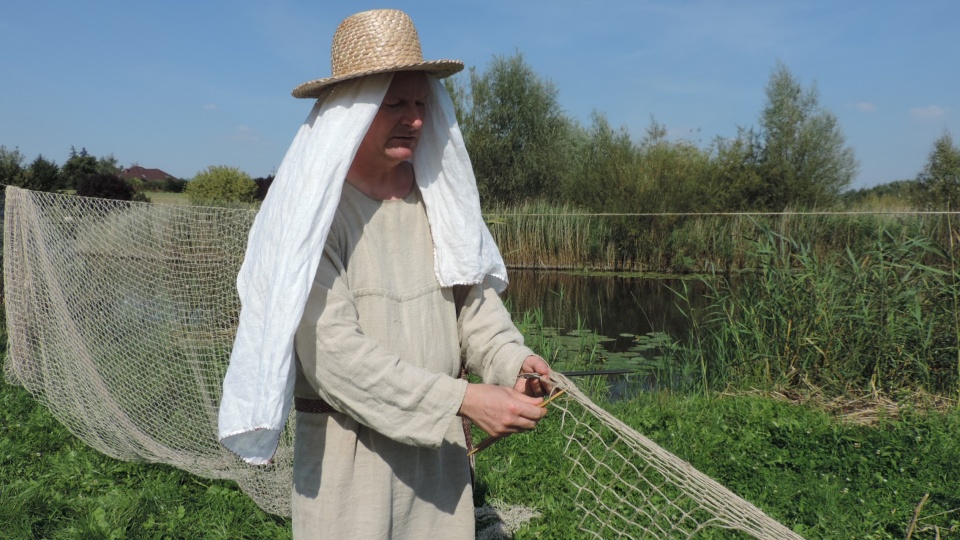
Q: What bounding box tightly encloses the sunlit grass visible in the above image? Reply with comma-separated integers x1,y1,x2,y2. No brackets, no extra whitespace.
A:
142,191,190,206
474,390,960,538
0,376,291,539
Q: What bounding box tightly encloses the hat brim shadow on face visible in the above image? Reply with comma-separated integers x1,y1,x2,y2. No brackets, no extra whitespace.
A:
291,61,463,99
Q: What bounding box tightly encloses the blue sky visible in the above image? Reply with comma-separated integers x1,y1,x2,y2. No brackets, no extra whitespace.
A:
2,1,957,189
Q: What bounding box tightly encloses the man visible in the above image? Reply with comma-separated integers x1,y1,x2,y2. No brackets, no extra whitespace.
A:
219,9,551,538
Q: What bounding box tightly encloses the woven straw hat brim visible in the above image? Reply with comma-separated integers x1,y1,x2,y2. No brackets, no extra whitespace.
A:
291,9,464,99
291,60,463,99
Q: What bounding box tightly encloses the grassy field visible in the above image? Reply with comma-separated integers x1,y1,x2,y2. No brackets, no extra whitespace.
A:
0,379,291,539
475,389,960,539
5,283,960,539
5,369,959,538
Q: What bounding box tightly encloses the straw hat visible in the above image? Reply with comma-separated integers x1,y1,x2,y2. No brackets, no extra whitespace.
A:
291,9,464,99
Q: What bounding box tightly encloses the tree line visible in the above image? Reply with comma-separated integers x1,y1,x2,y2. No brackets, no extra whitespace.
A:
3,53,958,211
449,54,958,212
0,146,168,201
0,145,273,206
842,132,960,210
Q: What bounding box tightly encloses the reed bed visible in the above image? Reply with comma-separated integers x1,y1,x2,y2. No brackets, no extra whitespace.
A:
486,200,619,270
485,202,960,273
499,212,960,400
676,226,960,398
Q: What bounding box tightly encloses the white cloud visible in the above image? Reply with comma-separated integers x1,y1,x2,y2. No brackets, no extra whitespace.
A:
909,105,947,120
204,103,218,110
852,102,876,113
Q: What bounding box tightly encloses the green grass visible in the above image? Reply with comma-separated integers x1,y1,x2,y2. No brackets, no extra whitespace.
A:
1,288,279,537
473,391,960,539
0,378,291,539
9,368,960,539
142,191,190,206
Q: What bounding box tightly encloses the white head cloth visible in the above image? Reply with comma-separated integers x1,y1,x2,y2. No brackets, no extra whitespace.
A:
218,73,508,464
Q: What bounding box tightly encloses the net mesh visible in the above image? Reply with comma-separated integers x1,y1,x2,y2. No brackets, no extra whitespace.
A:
546,373,801,539
3,187,801,537
3,187,293,516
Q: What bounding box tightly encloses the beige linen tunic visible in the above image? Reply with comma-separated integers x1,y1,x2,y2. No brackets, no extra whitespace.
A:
292,182,532,539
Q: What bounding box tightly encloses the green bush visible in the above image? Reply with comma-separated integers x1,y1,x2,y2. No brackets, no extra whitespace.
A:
185,166,257,206
76,173,136,201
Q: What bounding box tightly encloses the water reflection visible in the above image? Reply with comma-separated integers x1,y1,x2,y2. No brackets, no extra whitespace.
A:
504,270,712,399
503,269,709,353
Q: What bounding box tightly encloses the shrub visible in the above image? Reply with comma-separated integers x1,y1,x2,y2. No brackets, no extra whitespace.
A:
186,166,257,205
75,173,135,201
253,176,274,201
164,178,188,193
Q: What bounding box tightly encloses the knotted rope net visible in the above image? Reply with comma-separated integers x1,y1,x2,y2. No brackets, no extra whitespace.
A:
546,372,801,539
3,187,800,537
3,187,293,516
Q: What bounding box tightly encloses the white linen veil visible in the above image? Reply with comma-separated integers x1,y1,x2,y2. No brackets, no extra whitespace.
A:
218,73,507,464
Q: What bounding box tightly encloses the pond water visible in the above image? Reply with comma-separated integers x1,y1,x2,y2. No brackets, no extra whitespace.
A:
503,269,710,345
502,270,714,399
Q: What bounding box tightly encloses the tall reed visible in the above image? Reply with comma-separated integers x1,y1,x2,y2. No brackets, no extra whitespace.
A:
485,202,960,274
679,225,960,397
486,200,618,269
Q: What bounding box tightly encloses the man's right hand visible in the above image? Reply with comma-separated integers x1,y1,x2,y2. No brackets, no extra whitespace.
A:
457,383,547,438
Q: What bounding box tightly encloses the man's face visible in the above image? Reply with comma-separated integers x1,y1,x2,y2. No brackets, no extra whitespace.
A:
357,71,429,166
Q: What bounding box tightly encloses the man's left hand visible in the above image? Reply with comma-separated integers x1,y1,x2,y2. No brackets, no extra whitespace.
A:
515,355,551,397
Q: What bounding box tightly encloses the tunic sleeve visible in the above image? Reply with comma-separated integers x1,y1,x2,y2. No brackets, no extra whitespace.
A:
295,237,467,449
457,281,534,387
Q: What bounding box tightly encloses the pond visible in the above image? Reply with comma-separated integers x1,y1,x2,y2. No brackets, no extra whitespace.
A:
502,270,715,398
503,269,710,345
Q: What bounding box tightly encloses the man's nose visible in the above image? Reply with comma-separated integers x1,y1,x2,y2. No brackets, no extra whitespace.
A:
402,104,424,129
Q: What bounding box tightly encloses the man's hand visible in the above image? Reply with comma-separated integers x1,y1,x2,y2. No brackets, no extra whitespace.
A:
458,384,546,438
514,355,551,397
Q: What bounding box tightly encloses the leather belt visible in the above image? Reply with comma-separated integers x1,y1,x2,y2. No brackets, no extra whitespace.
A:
294,396,339,414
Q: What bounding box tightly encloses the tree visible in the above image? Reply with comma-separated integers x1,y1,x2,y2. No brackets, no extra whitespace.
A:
23,155,61,192
164,178,188,193
0,146,26,186
96,154,122,176
635,118,713,213
456,53,576,205
757,62,858,209
75,173,135,201
915,131,960,209
707,128,765,210
565,112,636,212
61,146,99,190
185,165,257,205
253,176,275,201
841,179,919,209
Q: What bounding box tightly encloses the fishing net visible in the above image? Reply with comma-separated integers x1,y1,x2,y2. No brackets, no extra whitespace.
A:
543,373,802,539
3,187,293,516
3,186,801,537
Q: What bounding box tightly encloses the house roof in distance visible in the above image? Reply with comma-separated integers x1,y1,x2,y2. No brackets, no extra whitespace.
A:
120,166,178,181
